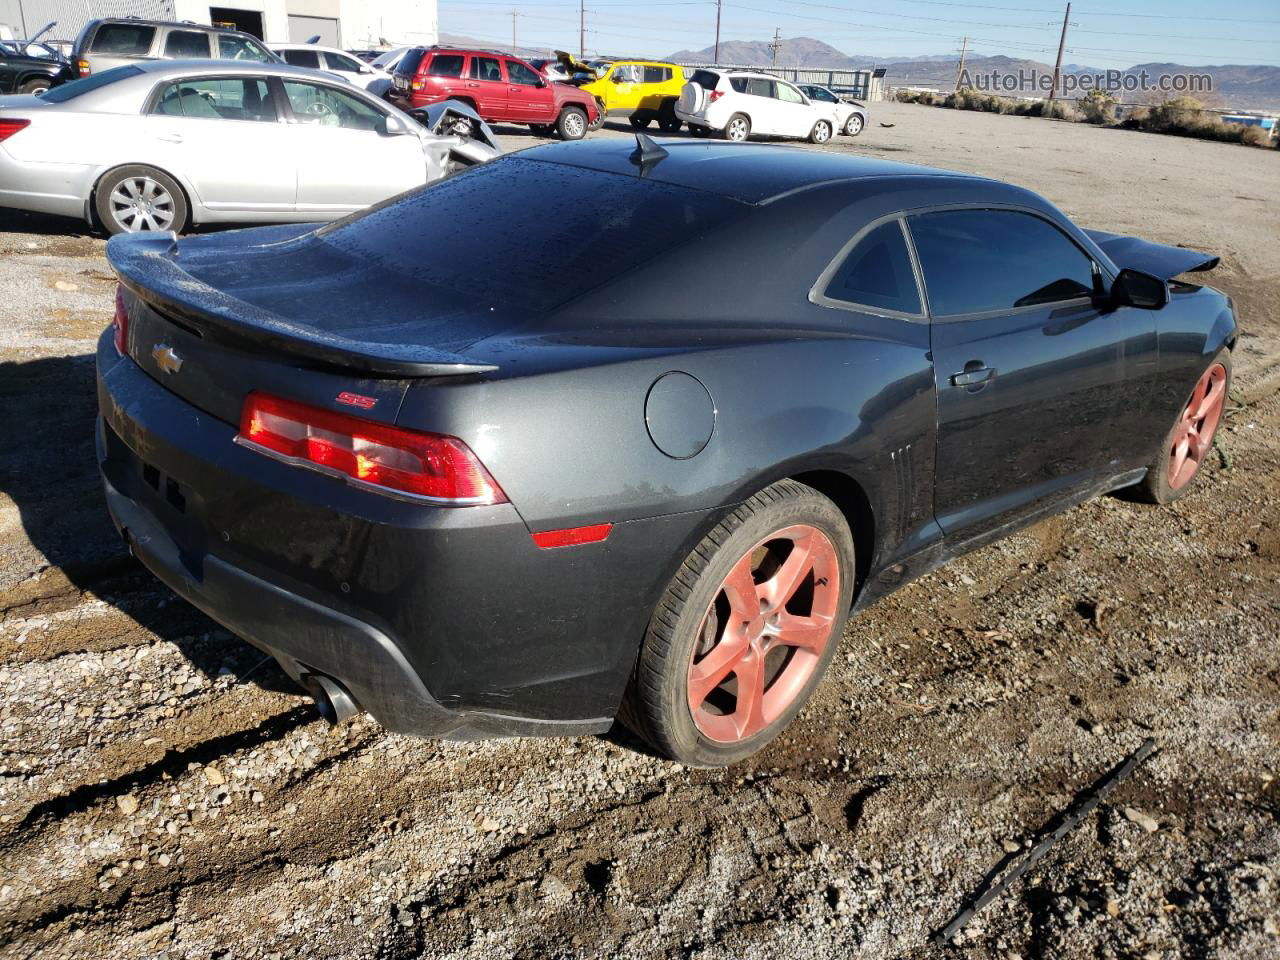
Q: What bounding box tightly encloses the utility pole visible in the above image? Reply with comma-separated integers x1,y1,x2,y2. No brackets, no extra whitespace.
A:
510,10,519,54
713,0,722,64
1049,2,1071,101
579,0,585,59
769,28,782,67
954,36,968,92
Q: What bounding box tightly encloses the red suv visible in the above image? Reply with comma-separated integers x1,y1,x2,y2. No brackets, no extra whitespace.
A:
389,46,598,140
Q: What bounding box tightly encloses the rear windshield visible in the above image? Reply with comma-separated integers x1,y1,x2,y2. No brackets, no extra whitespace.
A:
690,69,720,90
40,65,142,101
395,48,425,76
317,157,745,312
90,23,155,55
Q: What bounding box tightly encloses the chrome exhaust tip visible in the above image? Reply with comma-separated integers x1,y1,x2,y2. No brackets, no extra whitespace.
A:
302,673,360,725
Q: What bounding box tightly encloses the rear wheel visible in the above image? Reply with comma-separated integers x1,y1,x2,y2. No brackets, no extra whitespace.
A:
844,113,865,136
19,78,51,95
94,165,188,236
1133,350,1231,504
621,479,855,767
723,113,751,142
657,100,682,132
810,119,833,144
587,98,606,130
557,105,588,140
629,112,653,129
688,124,711,138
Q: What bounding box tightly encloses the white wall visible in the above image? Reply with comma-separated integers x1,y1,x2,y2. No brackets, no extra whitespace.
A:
175,0,435,47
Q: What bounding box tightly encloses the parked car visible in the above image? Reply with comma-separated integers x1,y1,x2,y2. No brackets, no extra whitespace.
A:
71,18,279,78
528,58,572,83
796,83,868,136
0,38,75,95
576,58,685,131
271,43,380,88
364,46,414,96
677,68,841,143
0,60,499,234
388,45,598,139
97,138,1236,766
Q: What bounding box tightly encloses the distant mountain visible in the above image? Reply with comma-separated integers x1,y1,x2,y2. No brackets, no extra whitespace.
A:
664,36,1280,111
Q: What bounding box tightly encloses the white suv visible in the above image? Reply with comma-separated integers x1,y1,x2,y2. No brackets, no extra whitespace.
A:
676,68,841,143
271,43,381,89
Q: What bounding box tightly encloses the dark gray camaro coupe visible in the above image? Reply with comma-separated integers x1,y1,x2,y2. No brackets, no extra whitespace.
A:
97,138,1236,766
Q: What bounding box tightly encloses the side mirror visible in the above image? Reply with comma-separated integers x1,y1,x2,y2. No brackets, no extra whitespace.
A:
381,113,414,136
612,74,625,83
1111,268,1169,310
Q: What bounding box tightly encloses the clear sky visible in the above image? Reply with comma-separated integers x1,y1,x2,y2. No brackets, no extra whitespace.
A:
437,0,1280,67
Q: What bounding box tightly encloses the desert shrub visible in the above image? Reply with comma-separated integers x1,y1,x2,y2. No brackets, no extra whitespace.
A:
1145,96,1207,132
948,89,1023,114
1078,90,1117,124
1240,124,1272,147
1040,99,1082,121
895,89,940,105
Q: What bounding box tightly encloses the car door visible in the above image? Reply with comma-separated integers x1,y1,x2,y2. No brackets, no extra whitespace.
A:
607,63,642,111
740,76,779,133
915,208,1158,542
282,78,426,213
504,58,554,122
323,50,373,87
773,80,814,136
464,54,508,120
146,76,296,213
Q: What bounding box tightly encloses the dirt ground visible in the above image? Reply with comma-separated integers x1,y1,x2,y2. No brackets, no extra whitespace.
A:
0,101,1277,960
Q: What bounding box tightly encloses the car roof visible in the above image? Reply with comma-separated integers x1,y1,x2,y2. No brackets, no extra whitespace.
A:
523,138,985,205
122,58,356,82
611,59,680,67
87,17,243,33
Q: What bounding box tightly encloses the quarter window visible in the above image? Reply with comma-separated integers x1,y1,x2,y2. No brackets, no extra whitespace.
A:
427,54,464,77
218,35,273,62
152,78,275,122
325,52,364,73
469,56,502,82
775,82,804,103
282,48,321,68
506,60,541,85
740,77,772,97
90,24,155,55
642,65,670,83
823,220,922,315
909,209,1097,316
163,31,211,58
283,81,384,131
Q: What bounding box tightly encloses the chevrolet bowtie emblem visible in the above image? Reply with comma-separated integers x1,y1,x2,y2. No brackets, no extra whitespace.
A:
151,344,183,375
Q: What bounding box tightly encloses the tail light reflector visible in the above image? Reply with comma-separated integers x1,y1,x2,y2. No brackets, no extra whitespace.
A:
531,524,612,549
236,392,507,505
112,284,128,355
77,59,91,76
709,89,724,103
0,119,30,142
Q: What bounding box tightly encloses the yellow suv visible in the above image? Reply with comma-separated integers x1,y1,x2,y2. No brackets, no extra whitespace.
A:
580,60,687,131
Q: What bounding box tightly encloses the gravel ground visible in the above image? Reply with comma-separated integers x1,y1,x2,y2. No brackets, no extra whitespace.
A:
0,101,1277,959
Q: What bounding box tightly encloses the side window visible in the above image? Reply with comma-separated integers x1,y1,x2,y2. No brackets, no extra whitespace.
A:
325,52,364,73
815,87,837,103
90,24,155,55
163,31,211,58
909,209,1098,316
426,53,464,77
611,64,641,83
745,77,773,98
506,60,541,85
283,81,385,131
642,65,666,84
775,82,804,104
283,49,321,69
469,56,502,82
151,78,275,121
218,35,273,62
822,220,922,316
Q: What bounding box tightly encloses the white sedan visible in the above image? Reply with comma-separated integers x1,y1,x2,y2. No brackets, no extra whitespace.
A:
0,59,500,234
676,68,842,143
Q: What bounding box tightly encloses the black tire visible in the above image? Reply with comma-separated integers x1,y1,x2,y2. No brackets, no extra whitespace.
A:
557,105,588,140
657,99,681,132
688,124,711,138
19,78,52,95
587,98,606,130
530,124,555,136
94,165,189,236
629,112,653,129
723,113,751,142
1132,349,1232,505
844,113,865,136
621,479,855,767
809,119,833,144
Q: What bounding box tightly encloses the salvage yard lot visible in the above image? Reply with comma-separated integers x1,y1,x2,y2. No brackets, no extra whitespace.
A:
1,101,1277,958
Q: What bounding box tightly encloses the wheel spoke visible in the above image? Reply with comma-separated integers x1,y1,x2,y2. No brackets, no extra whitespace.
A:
773,612,832,653
122,179,140,199
721,552,760,622
687,627,748,707
730,649,767,739
1170,436,1191,482
761,535,815,611
110,188,132,206
1191,374,1225,423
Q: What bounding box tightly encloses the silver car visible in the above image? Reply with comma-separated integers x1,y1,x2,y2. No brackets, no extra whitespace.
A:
0,60,501,234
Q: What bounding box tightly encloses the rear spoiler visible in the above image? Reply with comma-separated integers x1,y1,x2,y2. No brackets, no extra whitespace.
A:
107,233,497,378
1085,229,1219,280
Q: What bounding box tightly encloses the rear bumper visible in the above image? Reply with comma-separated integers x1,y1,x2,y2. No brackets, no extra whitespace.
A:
95,331,716,739
0,147,92,221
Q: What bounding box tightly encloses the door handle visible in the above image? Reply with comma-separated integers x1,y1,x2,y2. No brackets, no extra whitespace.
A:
950,364,996,387
466,81,480,87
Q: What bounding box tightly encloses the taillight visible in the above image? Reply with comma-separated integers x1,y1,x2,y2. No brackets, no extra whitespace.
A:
411,79,424,90
236,392,507,505
709,89,724,103
77,59,91,77
112,284,128,356
0,119,30,142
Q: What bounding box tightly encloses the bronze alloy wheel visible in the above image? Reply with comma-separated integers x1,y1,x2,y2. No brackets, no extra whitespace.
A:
1168,362,1227,491
687,524,840,742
